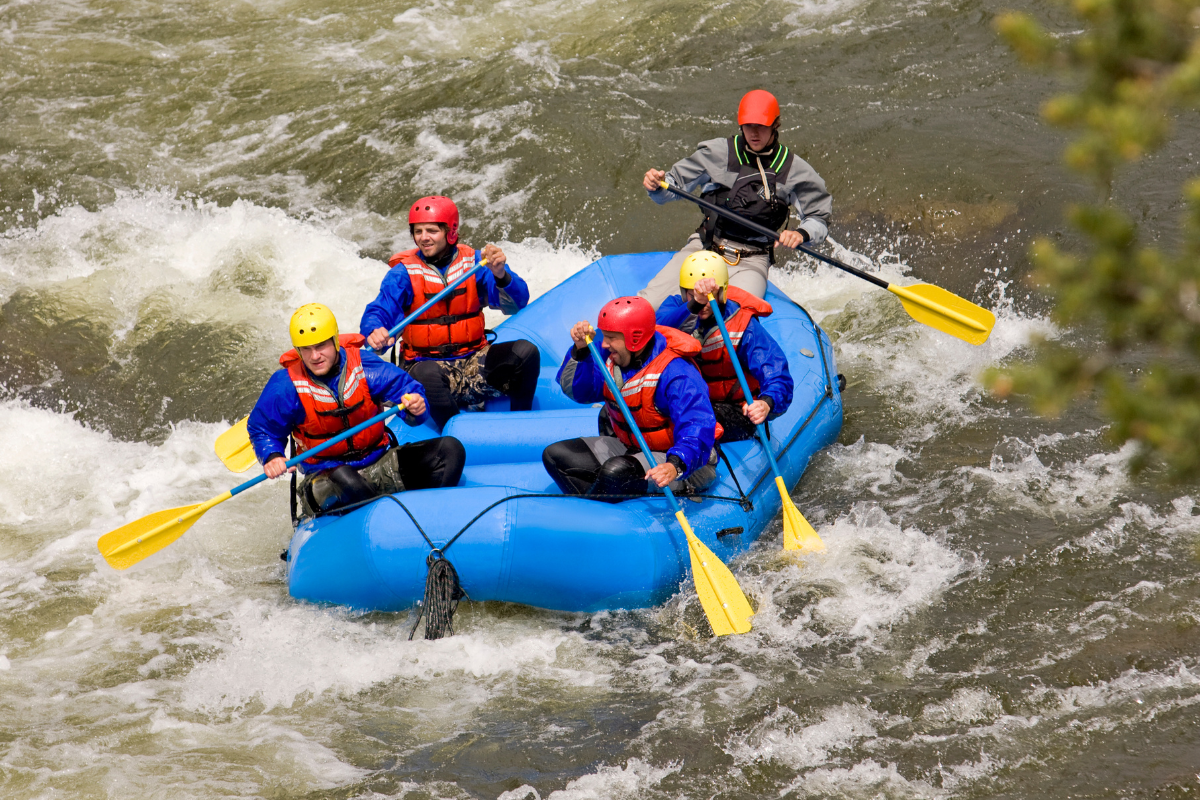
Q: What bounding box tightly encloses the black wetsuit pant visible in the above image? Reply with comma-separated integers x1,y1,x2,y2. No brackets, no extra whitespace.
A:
712,401,762,443
405,339,541,429
541,436,718,503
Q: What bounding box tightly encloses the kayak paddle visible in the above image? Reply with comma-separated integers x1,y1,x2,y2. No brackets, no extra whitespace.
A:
658,181,996,346
706,293,824,553
215,260,489,472
585,334,754,636
101,400,412,570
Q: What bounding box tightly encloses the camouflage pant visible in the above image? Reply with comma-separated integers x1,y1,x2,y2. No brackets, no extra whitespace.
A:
422,345,503,410
297,446,406,518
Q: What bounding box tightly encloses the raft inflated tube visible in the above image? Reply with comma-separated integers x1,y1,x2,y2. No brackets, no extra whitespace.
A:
444,407,600,466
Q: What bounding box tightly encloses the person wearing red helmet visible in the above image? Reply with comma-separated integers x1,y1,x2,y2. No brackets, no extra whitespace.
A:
637,89,833,308
360,195,540,430
541,296,720,500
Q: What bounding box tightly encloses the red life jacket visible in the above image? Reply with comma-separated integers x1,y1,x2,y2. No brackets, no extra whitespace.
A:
602,326,720,452
387,244,486,361
280,334,388,467
696,287,773,404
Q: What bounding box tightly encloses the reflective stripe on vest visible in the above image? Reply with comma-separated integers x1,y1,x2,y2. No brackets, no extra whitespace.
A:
602,326,702,453
695,286,773,405
387,243,487,360
280,334,388,467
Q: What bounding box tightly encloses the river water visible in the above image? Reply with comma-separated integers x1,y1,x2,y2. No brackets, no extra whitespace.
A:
2,0,1199,798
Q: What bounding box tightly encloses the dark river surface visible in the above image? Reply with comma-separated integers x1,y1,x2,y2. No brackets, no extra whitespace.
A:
2,1,1198,798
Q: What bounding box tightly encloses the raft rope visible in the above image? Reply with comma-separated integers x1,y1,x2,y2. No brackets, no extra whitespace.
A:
288,435,299,528
408,552,465,640
714,443,753,511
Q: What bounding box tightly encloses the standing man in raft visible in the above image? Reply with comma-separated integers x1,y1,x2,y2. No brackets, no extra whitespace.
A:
657,251,793,442
638,89,833,308
250,303,465,518
542,296,721,500
360,195,541,429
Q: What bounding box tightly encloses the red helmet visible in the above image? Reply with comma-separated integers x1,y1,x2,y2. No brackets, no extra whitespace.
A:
597,296,656,352
408,195,459,244
737,90,780,127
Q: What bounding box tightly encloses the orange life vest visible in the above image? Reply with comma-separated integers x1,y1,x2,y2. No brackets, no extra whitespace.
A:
387,244,486,361
280,334,388,467
695,287,773,404
602,326,714,452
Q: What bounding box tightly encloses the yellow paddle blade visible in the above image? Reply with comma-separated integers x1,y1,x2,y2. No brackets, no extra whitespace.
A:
678,511,754,636
97,492,231,570
776,476,825,553
215,416,257,473
887,283,996,346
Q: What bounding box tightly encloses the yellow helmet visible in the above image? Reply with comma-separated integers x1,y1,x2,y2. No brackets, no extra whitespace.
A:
679,251,730,291
290,303,339,348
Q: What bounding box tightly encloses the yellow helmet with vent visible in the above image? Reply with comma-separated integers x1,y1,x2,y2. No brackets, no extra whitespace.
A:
679,251,730,290
290,303,339,348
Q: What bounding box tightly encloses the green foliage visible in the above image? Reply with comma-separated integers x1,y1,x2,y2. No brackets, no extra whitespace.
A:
990,0,1200,480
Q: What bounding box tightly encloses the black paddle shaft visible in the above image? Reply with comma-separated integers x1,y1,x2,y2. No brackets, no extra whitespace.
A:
660,183,889,291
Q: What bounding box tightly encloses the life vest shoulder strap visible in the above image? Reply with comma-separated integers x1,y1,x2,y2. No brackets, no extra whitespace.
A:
388,243,477,271
726,135,795,182
724,286,773,319
655,325,701,359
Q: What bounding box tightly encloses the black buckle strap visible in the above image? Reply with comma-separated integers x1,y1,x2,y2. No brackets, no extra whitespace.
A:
712,243,769,258
411,337,486,357
409,311,478,327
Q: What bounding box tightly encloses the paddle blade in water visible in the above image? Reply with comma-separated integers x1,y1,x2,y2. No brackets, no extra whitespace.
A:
97,498,222,570
215,416,257,473
679,512,753,635
776,476,825,553
888,283,996,346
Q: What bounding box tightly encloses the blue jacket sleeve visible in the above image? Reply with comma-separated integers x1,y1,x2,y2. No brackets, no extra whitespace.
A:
556,344,606,404
359,268,416,338
360,349,429,426
739,317,793,417
655,295,696,332
654,359,716,476
474,251,530,314
248,370,307,464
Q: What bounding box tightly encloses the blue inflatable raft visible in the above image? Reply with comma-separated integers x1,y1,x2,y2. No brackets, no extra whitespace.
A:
286,251,843,613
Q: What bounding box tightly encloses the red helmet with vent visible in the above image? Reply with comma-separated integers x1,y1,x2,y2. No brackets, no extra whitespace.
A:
597,296,656,352
408,195,459,244
737,90,780,126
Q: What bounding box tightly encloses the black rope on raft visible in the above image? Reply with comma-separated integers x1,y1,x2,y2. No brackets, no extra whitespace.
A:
715,443,753,511
408,551,465,641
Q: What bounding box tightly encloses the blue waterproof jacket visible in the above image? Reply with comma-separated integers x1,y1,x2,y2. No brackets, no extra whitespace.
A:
248,347,429,473
359,250,530,360
657,294,794,416
556,332,716,477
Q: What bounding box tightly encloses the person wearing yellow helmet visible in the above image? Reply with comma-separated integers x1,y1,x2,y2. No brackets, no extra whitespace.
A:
656,252,794,442
247,303,465,518
638,89,832,309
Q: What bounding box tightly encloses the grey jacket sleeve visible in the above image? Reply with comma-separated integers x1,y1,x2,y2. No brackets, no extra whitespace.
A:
780,155,832,245
647,138,730,205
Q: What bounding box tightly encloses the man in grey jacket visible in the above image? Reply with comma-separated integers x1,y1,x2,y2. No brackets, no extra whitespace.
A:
638,89,833,308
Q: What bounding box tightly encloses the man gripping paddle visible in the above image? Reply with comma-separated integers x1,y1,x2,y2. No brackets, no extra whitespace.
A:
657,251,794,443
542,296,721,500
638,89,832,308
251,303,465,518
360,195,540,429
